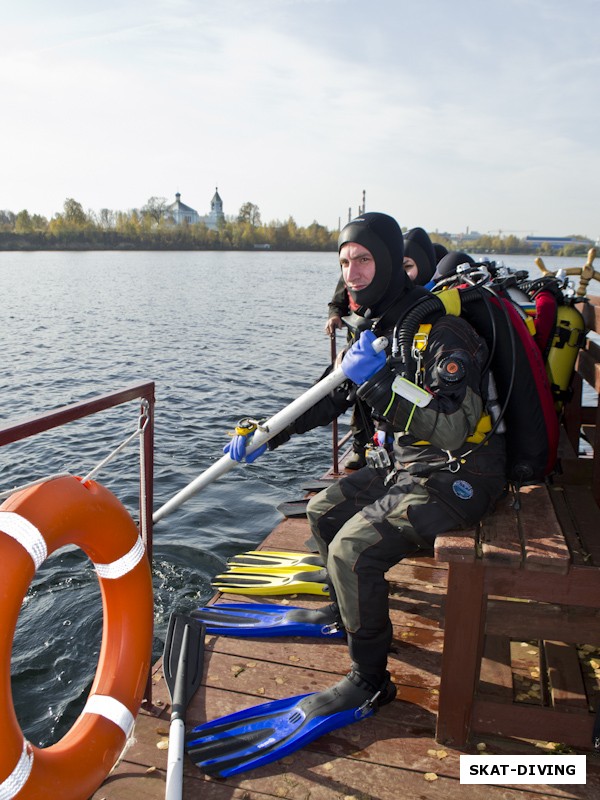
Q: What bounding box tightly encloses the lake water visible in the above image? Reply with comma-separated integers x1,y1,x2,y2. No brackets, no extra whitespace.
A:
0,249,591,745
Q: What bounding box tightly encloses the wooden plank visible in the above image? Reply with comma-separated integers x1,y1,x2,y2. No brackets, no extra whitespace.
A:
594,403,600,507
544,640,589,709
510,640,543,706
564,369,584,454
260,516,316,550
436,561,486,746
479,634,513,701
203,624,444,691
582,296,600,333
434,527,477,563
472,698,594,751
388,583,446,629
554,457,593,485
487,599,600,645
146,672,600,799
479,493,522,564
558,483,600,565
518,484,570,573
548,483,591,566
577,347,600,393
386,560,448,588
484,563,600,607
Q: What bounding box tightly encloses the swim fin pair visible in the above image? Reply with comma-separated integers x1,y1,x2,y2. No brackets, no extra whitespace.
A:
214,549,330,596
191,602,344,638
186,670,397,778
227,549,324,569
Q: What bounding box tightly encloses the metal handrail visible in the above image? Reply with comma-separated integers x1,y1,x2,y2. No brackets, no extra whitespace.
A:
330,334,340,473
0,381,156,703
329,334,354,475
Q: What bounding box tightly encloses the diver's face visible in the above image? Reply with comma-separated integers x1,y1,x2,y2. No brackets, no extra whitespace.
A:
403,256,418,281
340,243,376,292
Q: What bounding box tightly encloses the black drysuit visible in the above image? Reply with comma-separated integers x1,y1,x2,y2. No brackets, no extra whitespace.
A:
283,311,507,680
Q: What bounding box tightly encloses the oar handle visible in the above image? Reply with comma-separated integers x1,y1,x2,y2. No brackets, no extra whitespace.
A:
165,718,185,800
153,336,388,523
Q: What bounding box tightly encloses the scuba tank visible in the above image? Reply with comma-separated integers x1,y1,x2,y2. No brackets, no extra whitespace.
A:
546,302,586,412
518,274,588,413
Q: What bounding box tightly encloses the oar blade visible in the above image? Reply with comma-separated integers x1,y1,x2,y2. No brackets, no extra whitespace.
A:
163,612,206,704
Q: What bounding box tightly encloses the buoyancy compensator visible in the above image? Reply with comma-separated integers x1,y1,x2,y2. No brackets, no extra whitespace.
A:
391,279,559,485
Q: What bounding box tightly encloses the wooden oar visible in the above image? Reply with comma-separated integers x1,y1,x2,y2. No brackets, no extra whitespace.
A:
162,613,206,800
152,336,388,523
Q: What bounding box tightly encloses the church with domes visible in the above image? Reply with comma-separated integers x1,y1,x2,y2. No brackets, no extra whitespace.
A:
167,188,224,230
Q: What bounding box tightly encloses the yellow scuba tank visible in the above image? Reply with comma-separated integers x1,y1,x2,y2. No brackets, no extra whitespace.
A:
546,303,587,411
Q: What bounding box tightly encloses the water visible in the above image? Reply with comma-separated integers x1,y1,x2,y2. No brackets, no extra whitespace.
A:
0,249,591,746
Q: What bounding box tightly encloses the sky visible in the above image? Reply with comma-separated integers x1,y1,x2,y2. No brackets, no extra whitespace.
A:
2,0,599,238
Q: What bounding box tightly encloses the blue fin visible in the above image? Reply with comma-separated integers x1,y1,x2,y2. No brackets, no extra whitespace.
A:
191,603,344,638
186,679,381,777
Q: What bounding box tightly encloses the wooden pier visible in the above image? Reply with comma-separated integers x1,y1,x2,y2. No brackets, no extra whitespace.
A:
91,512,600,800
91,280,600,799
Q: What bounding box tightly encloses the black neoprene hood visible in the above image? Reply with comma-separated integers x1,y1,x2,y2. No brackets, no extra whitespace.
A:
338,212,406,314
404,227,436,286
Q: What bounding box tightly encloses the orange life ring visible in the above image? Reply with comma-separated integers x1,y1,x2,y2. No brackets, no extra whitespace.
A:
0,475,153,800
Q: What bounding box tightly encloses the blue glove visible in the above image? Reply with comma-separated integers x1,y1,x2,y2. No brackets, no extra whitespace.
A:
223,433,267,463
341,330,386,385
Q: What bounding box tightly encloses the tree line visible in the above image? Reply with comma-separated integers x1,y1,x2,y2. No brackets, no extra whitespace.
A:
0,198,592,256
0,198,337,251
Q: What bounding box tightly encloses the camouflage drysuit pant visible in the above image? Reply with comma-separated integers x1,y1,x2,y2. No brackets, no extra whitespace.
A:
306,463,500,675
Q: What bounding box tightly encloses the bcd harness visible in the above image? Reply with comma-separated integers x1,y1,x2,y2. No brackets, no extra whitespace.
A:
384,278,561,486
405,321,494,447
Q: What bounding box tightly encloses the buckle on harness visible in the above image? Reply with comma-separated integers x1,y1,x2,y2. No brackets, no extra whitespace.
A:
365,445,392,471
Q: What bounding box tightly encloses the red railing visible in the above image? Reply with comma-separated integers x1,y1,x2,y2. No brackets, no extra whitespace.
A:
0,381,156,701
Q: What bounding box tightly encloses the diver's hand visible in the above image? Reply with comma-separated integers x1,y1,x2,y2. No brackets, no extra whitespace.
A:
325,315,343,335
223,434,267,463
341,330,386,385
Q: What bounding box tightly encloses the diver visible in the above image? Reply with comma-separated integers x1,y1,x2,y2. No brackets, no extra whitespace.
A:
402,226,437,286
325,225,438,469
189,212,507,777
426,250,475,288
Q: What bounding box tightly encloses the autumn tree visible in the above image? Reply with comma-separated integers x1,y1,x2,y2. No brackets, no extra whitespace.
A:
141,196,169,225
14,210,34,234
62,198,88,226
237,202,261,226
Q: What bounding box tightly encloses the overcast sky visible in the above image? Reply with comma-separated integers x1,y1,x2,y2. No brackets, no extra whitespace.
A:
2,0,599,238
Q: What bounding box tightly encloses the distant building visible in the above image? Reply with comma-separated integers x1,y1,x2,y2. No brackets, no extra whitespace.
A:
168,193,200,225
167,188,225,230
525,235,594,251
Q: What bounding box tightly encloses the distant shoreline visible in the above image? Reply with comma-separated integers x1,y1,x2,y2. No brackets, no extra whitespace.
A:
0,242,582,256
0,243,335,253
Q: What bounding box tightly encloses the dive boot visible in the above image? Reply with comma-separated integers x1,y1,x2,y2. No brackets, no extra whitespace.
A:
186,668,396,778
344,450,367,470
